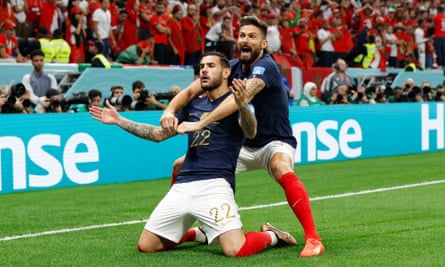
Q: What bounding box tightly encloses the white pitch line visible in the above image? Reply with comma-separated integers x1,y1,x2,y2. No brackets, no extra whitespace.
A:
1,179,444,242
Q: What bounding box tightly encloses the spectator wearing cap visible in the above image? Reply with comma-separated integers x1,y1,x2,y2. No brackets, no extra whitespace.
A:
0,21,25,62
265,13,280,53
92,0,117,59
117,40,155,65
278,14,297,58
68,6,87,63
88,40,111,68
22,49,58,105
50,29,71,63
168,5,185,65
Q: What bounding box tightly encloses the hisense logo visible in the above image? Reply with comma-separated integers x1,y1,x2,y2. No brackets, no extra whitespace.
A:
0,133,99,192
421,103,444,151
293,119,363,163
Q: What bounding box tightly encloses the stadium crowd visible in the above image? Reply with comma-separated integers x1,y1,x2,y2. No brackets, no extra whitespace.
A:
2,0,445,70
2,0,445,113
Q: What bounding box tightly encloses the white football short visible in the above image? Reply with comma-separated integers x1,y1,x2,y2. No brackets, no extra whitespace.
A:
235,140,296,176
144,178,243,244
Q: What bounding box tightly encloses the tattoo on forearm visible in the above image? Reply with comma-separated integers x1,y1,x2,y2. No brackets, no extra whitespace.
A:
238,104,257,138
119,118,174,141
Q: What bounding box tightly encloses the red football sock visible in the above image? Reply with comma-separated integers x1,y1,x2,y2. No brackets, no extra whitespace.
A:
178,228,196,244
170,171,178,187
278,171,320,240
236,232,272,257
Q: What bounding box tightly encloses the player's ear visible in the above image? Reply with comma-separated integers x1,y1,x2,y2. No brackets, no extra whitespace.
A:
261,39,268,50
223,67,231,79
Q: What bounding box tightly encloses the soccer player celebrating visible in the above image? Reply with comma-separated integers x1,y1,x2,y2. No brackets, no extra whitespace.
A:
160,16,325,257
90,51,297,257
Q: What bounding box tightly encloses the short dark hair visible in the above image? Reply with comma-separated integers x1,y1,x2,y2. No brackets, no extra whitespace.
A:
88,89,102,100
239,16,268,38
30,49,45,59
201,51,230,69
132,80,145,91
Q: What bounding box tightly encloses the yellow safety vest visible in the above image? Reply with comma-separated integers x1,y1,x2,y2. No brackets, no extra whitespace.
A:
353,43,376,68
39,38,54,63
50,39,71,63
93,54,111,68
404,63,417,72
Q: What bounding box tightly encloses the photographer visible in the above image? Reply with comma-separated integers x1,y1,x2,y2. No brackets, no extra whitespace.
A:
1,83,34,114
130,80,177,111
329,84,351,105
35,89,64,113
107,85,132,111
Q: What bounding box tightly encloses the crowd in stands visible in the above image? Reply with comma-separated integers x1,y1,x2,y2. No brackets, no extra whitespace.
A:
2,0,445,70
2,0,445,113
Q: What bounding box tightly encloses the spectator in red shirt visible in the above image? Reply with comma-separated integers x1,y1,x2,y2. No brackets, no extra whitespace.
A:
0,21,24,62
25,0,43,37
181,3,202,67
433,5,445,68
68,7,87,63
0,0,15,27
149,0,173,65
331,14,353,62
294,16,315,68
168,5,185,65
113,9,138,53
39,0,61,35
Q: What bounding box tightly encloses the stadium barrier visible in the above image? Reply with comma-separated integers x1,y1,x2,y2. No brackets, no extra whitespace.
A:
1,102,444,194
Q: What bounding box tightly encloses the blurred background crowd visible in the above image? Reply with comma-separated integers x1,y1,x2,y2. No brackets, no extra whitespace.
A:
1,0,445,113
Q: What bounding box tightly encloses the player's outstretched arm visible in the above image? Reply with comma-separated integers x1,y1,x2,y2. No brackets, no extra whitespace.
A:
90,100,176,142
160,79,203,131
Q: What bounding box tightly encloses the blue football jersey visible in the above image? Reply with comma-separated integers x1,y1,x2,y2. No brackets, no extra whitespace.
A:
175,92,244,191
229,53,297,148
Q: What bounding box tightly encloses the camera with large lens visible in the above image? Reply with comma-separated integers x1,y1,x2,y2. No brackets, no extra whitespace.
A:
130,89,149,111
109,94,132,108
7,83,27,106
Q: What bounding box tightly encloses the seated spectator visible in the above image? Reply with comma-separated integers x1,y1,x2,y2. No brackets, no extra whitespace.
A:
0,21,25,62
88,40,111,68
117,40,155,65
22,49,58,104
295,82,324,106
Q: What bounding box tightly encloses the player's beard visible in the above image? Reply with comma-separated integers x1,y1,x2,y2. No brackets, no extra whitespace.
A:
201,75,223,92
239,47,262,66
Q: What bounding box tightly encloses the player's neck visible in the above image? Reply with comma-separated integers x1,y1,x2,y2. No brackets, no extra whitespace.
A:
207,85,230,101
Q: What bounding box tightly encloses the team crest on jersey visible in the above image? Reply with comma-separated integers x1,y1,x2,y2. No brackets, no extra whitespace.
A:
252,66,265,75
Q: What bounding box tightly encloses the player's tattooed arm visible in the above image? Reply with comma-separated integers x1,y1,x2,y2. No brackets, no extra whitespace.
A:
118,117,176,142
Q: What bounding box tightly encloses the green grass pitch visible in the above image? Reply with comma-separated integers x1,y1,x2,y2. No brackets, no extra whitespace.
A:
1,151,444,267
